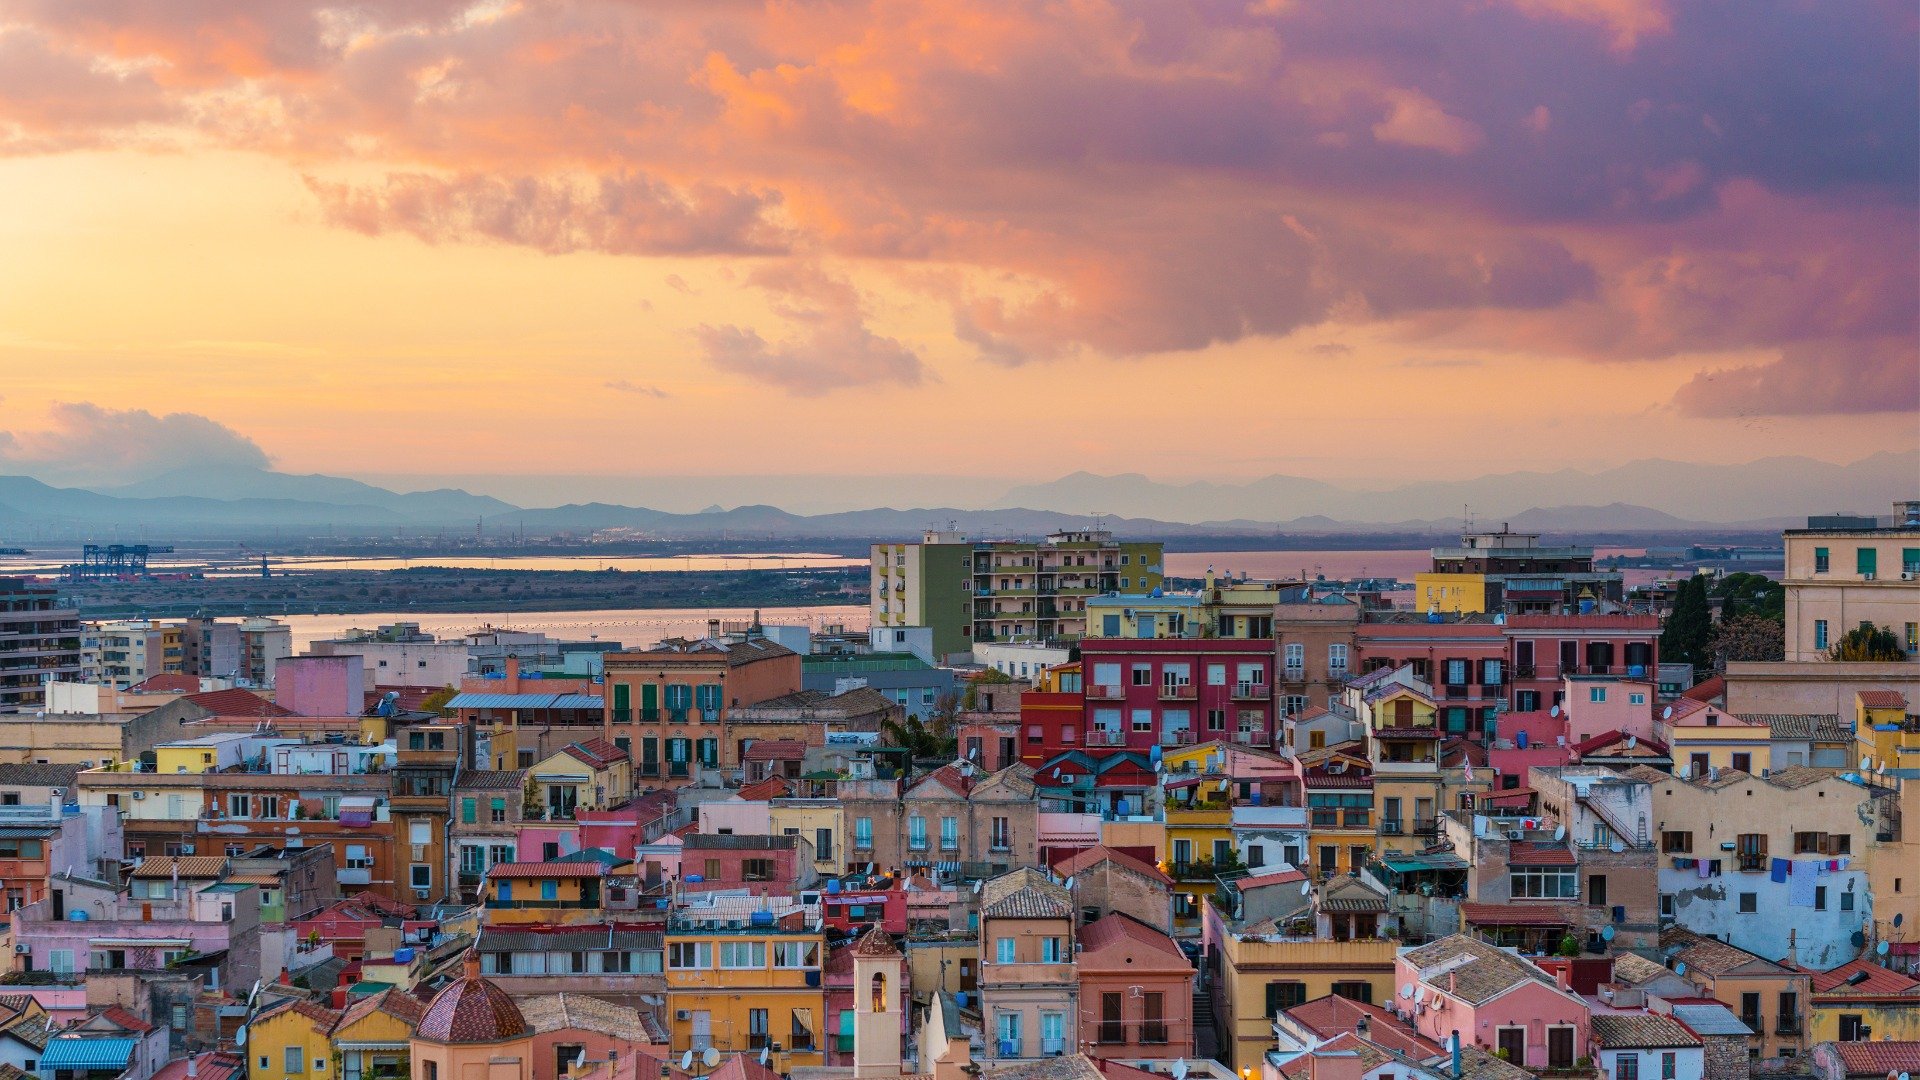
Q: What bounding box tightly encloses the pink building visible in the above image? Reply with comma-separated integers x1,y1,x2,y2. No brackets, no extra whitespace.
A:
1558,677,1658,745
1397,935,1590,1070
1503,615,1659,713
274,654,364,717
1078,639,1276,754
1077,913,1196,1060
681,833,816,894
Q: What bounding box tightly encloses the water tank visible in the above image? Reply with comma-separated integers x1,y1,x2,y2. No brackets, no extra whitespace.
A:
750,911,775,926
685,874,705,884
1517,731,1529,749
825,879,842,895
66,910,89,922
1579,598,1595,615
1628,665,1646,678
393,948,415,964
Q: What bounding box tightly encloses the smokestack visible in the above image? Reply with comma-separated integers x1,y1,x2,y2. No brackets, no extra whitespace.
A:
1449,1032,1462,1079
188,1058,198,1079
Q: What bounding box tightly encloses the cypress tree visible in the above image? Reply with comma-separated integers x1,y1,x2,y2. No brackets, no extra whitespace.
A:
1662,575,1713,671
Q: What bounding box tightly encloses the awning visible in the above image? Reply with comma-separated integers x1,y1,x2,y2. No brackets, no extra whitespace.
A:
1461,903,1569,927
547,695,605,710
89,937,192,948
445,692,562,709
339,795,377,828
336,1042,410,1052
1380,854,1468,873
39,1038,138,1070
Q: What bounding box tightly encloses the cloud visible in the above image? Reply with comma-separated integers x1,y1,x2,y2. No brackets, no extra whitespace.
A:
1672,339,1920,418
3,0,1912,416
0,403,271,486
1399,357,1484,369
604,380,670,398
698,262,930,395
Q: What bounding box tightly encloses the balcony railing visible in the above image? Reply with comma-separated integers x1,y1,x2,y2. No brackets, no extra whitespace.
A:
1775,1016,1801,1036
1160,729,1197,746
1233,731,1270,746
611,708,631,723
1159,683,1197,701
1233,682,1269,700
1512,665,1536,679
1413,818,1439,835
1381,820,1403,835
1281,667,1306,683
1141,1022,1169,1045
1097,1022,1126,1045
1088,685,1125,700
1085,730,1126,747
1444,685,1469,699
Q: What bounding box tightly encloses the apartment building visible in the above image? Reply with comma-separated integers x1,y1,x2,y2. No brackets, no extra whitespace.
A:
1414,527,1624,614
81,620,184,689
973,531,1164,646
1078,638,1277,754
978,868,1077,1062
1782,504,1920,660
665,895,827,1067
601,635,801,787
870,531,975,661
0,578,82,713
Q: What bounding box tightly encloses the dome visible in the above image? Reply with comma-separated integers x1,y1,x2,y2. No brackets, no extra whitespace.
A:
417,963,528,1044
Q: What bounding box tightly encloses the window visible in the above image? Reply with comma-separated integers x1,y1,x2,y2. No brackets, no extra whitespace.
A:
1814,619,1829,650
1284,644,1304,672
491,797,507,823
721,942,767,968
1589,875,1607,906
1132,664,1152,686
1615,1053,1638,1080
1132,709,1154,732
1736,833,1767,872
1814,547,1829,573
991,816,1011,851
854,817,873,850
1839,1014,1866,1041
1041,937,1062,962
1842,891,1855,911
908,816,928,850
228,794,249,818
1265,981,1307,1014
1207,709,1225,731
411,864,431,889
1661,1053,1676,1080
748,1008,770,1050
1331,982,1373,1004
1857,547,1878,576
668,942,714,968
1661,831,1693,853
1589,687,1607,703
1329,644,1348,674
996,938,1015,963
773,941,819,967
1815,885,1827,910
1739,892,1757,913
1511,866,1579,899
460,798,476,824
1629,692,1646,705
743,859,775,881
286,1049,306,1074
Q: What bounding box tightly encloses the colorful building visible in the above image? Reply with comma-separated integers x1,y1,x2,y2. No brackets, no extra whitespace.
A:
664,896,826,1068
601,636,802,787
978,868,1076,1062
1076,913,1195,1060
1398,935,1591,1070
971,531,1164,646
1079,639,1277,756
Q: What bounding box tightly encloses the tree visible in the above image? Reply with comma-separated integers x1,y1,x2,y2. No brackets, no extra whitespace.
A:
1662,575,1714,671
1709,613,1784,668
1827,624,1909,662
961,668,1014,711
880,714,957,761
1713,572,1784,623
418,685,458,717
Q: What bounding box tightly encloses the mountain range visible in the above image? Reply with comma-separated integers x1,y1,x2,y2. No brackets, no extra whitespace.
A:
0,450,1908,540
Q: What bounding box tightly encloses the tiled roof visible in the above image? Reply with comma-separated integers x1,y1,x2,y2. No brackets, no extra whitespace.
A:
1857,689,1909,710
183,689,292,717
626,637,797,665
734,776,791,801
1404,934,1555,1005
1509,842,1576,866
0,763,83,788
907,763,974,799
982,1054,1106,1080
562,737,629,768
1053,844,1173,886
1460,903,1569,928
852,926,902,957
1756,714,1844,741
515,993,642,1037
1316,876,1388,912
1570,730,1667,756
1454,1046,1536,1080
1609,953,1671,987
129,856,228,879
1590,1014,1700,1049
743,739,807,761
1766,765,1840,790
683,833,797,851
1078,912,1187,966
333,987,426,1034
1681,675,1724,703
1284,994,1440,1057
1830,1041,1920,1076
150,1054,244,1080
486,861,605,879
456,770,526,791
1807,958,1920,996
417,971,527,1044
93,1006,152,1034
129,674,199,693
0,1013,50,1050
980,867,1071,920
1661,928,1785,976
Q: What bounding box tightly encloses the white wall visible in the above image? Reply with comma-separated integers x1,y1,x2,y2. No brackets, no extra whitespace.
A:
1595,1046,1703,1080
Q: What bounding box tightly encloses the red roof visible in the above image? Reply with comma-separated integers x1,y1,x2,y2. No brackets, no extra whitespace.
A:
487,861,605,879
562,737,629,768
184,689,293,717
743,739,807,762
1286,994,1442,1058
909,763,974,798
1078,911,1189,967
96,1005,154,1033
1808,958,1920,996
735,776,792,801
1830,1041,1920,1076
1461,902,1570,927
129,674,198,694
1484,786,1537,802
1858,689,1909,709
1052,844,1174,885
1681,675,1724,703
1571,730,1669,755
1510,842,1576,865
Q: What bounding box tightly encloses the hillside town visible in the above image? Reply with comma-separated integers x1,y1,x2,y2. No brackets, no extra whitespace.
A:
0,506,1912,1080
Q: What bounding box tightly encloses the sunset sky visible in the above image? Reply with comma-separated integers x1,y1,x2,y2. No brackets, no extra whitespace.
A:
0,0,1915,495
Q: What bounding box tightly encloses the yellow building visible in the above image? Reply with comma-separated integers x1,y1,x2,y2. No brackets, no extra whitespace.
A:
1301,748,1375,879
1805,958,1920,1043
527,739,633,821
1664,703,1772,776
769,798,844,876
482,862,606,926
248,988,426,1080
1164,800,1233,928
1412,572,1490,614
1855,689,1920,772
666,897,827,1068
1210,909,1395,1075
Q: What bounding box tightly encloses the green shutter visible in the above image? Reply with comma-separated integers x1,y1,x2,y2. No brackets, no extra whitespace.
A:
461,798,476,824
640,683,659,719
1903,548,1919,572
613,683,630,710
1858,548,1878,575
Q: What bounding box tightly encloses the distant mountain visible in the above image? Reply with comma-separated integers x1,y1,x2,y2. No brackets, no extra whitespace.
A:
996,451,1917,525
107,466,516,522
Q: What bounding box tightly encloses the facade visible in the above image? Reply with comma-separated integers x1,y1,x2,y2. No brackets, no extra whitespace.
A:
601,636,801,787
894,763,1039,877
237,617,293,688
81,620,184,690
801,653,955,723
182,617,242,681
1076,912,1195,1060
0,578,82,713
1589,1014,1705,1080
1503,616,1660,714
1781,508,1920,661
1079,639,1276,756
1275,602,1364,722
664,896,827,1067
972,532,1165,646
871,531,975,662
1415,528,1623,615
978,868,1077,1062
1204,900,1396,1075
1397,935,1591,1071
1661,928,1810,1060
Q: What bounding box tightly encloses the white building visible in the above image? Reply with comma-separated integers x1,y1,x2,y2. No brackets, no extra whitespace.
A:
1589,1014,1704,1080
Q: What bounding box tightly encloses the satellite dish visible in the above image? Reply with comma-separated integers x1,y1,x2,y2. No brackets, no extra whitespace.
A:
1852,930,1867,947
1549,705,1561,718
1896,913,1905,928
968,746,979,760
1217,778,1230,793
1862,755,1873,771
680,1052,694,1071
1626,735,1637,750
1062,876,1075,890
1400,984,1414,1000
1675,962,1686,976
1301,880,1312,896
1553,825,1565,842
1414,987,1425,1004
1879,941,1892,956
234,1027,247,1048
1662,705,1673,720
1173,1061,1189,1080
1602,926,1615,942
702,1049,721,1069
760,1047,770,1066
1610,840,1625,854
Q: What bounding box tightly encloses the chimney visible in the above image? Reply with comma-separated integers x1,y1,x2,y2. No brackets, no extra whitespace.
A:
1356,1013,1370,1040
188,1058,198,1079
464,949,481,980
1785,929,1798,971
1553,962,1571,992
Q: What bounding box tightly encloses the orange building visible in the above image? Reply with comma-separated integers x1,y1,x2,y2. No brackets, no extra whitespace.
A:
413,955,536,1080
601,637,801,787
1076,912,1196,1060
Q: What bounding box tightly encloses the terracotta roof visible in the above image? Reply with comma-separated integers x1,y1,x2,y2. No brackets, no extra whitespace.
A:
515,993,642,1037
1284,994,1440,1058
456,769,527,791
1765,765,1841,790
1454,1048,1536,1080
183,689,292,717
1509,842,1576,866
743,739,807,761
94,1006,152,1034
1681,675,1724,703
907,763,974,799
417,969,528,1044
1661,928,1786,976
1807,958,1920,996
562,737,629,768
151,1056,244,1080
852,926,902,957
980,867,1071,920
128,856,228,879
1590,1014,1700,1049
333,987,426,1034
486,861,604,879
1756,714,1847,741
1460,903,1570,928
1404,935,1556,1005
1609,953,1672,987
1052,844,1173,886
1830,1041,1920,1076
982,1055,1106,1080
1570,730,1668,757
1078,912,1187,966
128,674,199,693
1857,689,1909,710
734,776,791,801
1316,876,1388,913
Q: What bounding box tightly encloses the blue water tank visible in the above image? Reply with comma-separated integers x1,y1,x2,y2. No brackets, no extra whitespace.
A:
750,911,775,926
685,873,705,884
393,948,415,963
1628,665,1646,678
825,879,842,895
1579,599,1595,615
955,991,969,1008
67,910,89,922
1517,731,1529,749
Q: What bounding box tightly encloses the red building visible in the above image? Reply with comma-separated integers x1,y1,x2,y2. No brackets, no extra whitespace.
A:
820,876,909,935
680,833,815,895
1355,614,1507,736
1072,639,1276,756
1501,614,1659,712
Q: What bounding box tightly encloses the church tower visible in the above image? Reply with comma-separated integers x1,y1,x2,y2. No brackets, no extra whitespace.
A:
852,926,904,1078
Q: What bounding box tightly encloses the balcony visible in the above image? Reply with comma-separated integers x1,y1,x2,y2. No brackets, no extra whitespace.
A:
1381,820,1404,835
1513,665,1536,679
1085,730,1125,747
1160,729,1197,746
1159,683,1197,701
1775,1016,1801,1036
1233,731,1270,747
1141,1022,1169,1045
1232,682,1269,700
1444,685,1469,699
611,709,631,723
1413,818,1439,835
1280,667,1306,684
1097,1022,1126,1045
1088,684,1125,700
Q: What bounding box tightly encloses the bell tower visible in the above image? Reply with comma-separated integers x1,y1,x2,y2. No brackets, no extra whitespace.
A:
852,927,903,1078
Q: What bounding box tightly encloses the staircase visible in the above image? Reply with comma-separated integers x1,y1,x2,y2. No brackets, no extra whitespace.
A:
1192,982,1220,1061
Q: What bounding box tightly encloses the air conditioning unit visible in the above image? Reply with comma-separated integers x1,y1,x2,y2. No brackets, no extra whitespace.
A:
13,944,27,954
413,889,431,901
1903,571,1916,581
676,1011,692,1022
180,844,196,854
130,791,145,801
1507,830,1525,841
1863,572,1876,581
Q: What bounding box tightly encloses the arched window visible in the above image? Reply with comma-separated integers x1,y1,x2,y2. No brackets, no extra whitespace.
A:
871,971,888,1013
